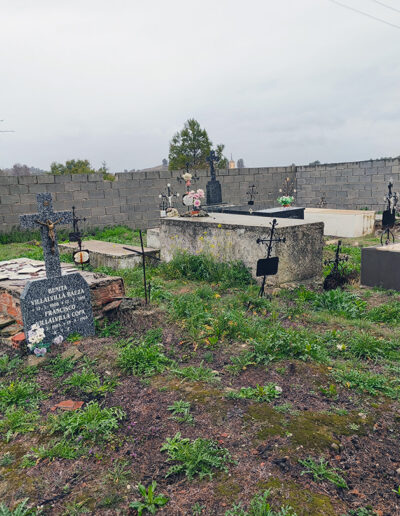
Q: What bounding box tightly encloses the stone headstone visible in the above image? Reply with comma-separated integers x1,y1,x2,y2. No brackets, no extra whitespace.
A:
19,193,95,344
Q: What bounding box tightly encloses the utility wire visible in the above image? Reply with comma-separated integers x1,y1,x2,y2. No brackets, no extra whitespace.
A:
327,0,400,30
369,0,400,15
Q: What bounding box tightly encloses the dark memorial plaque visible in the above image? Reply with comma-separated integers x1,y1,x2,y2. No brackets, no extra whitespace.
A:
256,257,279,277
382,209,395,229
21,274,95,342
19,193,95,344
206,150,222,205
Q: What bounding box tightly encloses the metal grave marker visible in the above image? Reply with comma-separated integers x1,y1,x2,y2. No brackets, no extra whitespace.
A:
19,193,95,343
69,206,90,268
323,240,349,290
381,178,398,245
256,218,286,297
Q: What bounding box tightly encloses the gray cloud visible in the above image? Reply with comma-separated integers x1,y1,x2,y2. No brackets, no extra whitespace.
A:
1,0,400,170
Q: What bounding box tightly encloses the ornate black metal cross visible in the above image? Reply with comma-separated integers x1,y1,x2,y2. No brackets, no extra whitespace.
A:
256,218,286,297
323,240,349,290
206,150,219,182
20,193,73,278
381,178,399,245
69,206,90,268
247,184,258,205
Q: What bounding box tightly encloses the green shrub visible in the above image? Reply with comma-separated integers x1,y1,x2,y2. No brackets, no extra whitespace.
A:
167,400,194,424
130,481,169,515
161,432,234,480
313,289,366,319
32,439,82,460
47,401,125,442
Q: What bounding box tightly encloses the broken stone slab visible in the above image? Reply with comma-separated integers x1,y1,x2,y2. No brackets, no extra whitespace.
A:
26,354,48,367
59,240,160,270
50,400,84,411
0,322,23,337
0,315,14,329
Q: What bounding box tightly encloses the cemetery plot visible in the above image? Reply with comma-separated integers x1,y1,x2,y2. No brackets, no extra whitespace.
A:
0,230,400,515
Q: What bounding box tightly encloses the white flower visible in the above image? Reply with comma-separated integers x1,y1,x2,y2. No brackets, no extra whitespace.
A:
31,323,39,331
275,386,283,393
182,173,192,181
53,335,63,345
336,344,346,351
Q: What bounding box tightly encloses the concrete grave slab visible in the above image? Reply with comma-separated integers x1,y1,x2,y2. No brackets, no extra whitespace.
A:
304,208,375,237
59,240,160,270
361,243,400,291
160,213,324,285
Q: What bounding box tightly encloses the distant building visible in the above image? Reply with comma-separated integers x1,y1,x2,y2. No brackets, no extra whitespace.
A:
228,154,235,169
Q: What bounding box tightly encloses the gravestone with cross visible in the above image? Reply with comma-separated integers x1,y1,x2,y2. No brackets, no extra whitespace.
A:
19,193,95,345
206,150,222,205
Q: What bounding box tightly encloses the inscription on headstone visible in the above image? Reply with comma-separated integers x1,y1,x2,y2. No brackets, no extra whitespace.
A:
19,193,95,343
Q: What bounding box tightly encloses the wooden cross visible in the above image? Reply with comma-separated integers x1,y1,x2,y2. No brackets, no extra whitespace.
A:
20,193,73,278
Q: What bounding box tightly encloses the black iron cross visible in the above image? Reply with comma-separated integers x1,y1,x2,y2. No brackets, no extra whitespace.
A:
256,218,286,297
206,150,219,182
323,240,349,290
246,184,258,205
69,206,86,247
20,193,73,278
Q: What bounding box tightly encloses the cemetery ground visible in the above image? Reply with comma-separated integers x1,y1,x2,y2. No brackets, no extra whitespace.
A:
0,227,400,515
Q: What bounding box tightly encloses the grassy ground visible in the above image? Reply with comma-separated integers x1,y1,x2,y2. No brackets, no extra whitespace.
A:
0,230,399,515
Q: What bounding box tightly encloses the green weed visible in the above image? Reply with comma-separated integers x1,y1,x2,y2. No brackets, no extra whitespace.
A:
0,381,44,410
167,400,194,424
0,355,22,375
45,355,76,377
63,368,117,396
299,456,348,488
106,459,131,484
0,452,15,467
129,481,169,515
47,401,125,442
95,318,122,337
225,489,297,516
0,407,40,442
161,432,234,480
161,250,253,288
332,367,399,398
366,300,400,324
32,439,82,460
0,498,39,515
170,363,219,383
226,384,282,402
118,335,170,376
313,289,366,319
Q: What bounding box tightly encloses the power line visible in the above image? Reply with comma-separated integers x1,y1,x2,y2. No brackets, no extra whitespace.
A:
369,0,400,15
327,0,400,30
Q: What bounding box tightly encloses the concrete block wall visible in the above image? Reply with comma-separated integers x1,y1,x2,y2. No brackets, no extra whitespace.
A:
0,167,294,233
296,158,398,210
0,157,397,233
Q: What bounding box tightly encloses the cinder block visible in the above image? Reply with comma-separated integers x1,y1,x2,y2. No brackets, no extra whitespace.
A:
37,175,54,184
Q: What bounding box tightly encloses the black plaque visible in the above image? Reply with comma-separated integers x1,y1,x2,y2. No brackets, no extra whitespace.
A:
256,257,279,277
20,273,95,343
206,180,222,205
382,209,395,228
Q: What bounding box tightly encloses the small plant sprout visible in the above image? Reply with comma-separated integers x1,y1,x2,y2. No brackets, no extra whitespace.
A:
167,400,194,424
226,384,282,402
393,485,400,496
129,481,169,515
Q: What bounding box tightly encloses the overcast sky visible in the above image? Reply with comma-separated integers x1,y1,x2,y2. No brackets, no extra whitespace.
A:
1,0,400,171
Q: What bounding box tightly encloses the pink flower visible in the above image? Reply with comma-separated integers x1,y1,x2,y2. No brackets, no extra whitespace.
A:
197,189,205,198
193,199,201,207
